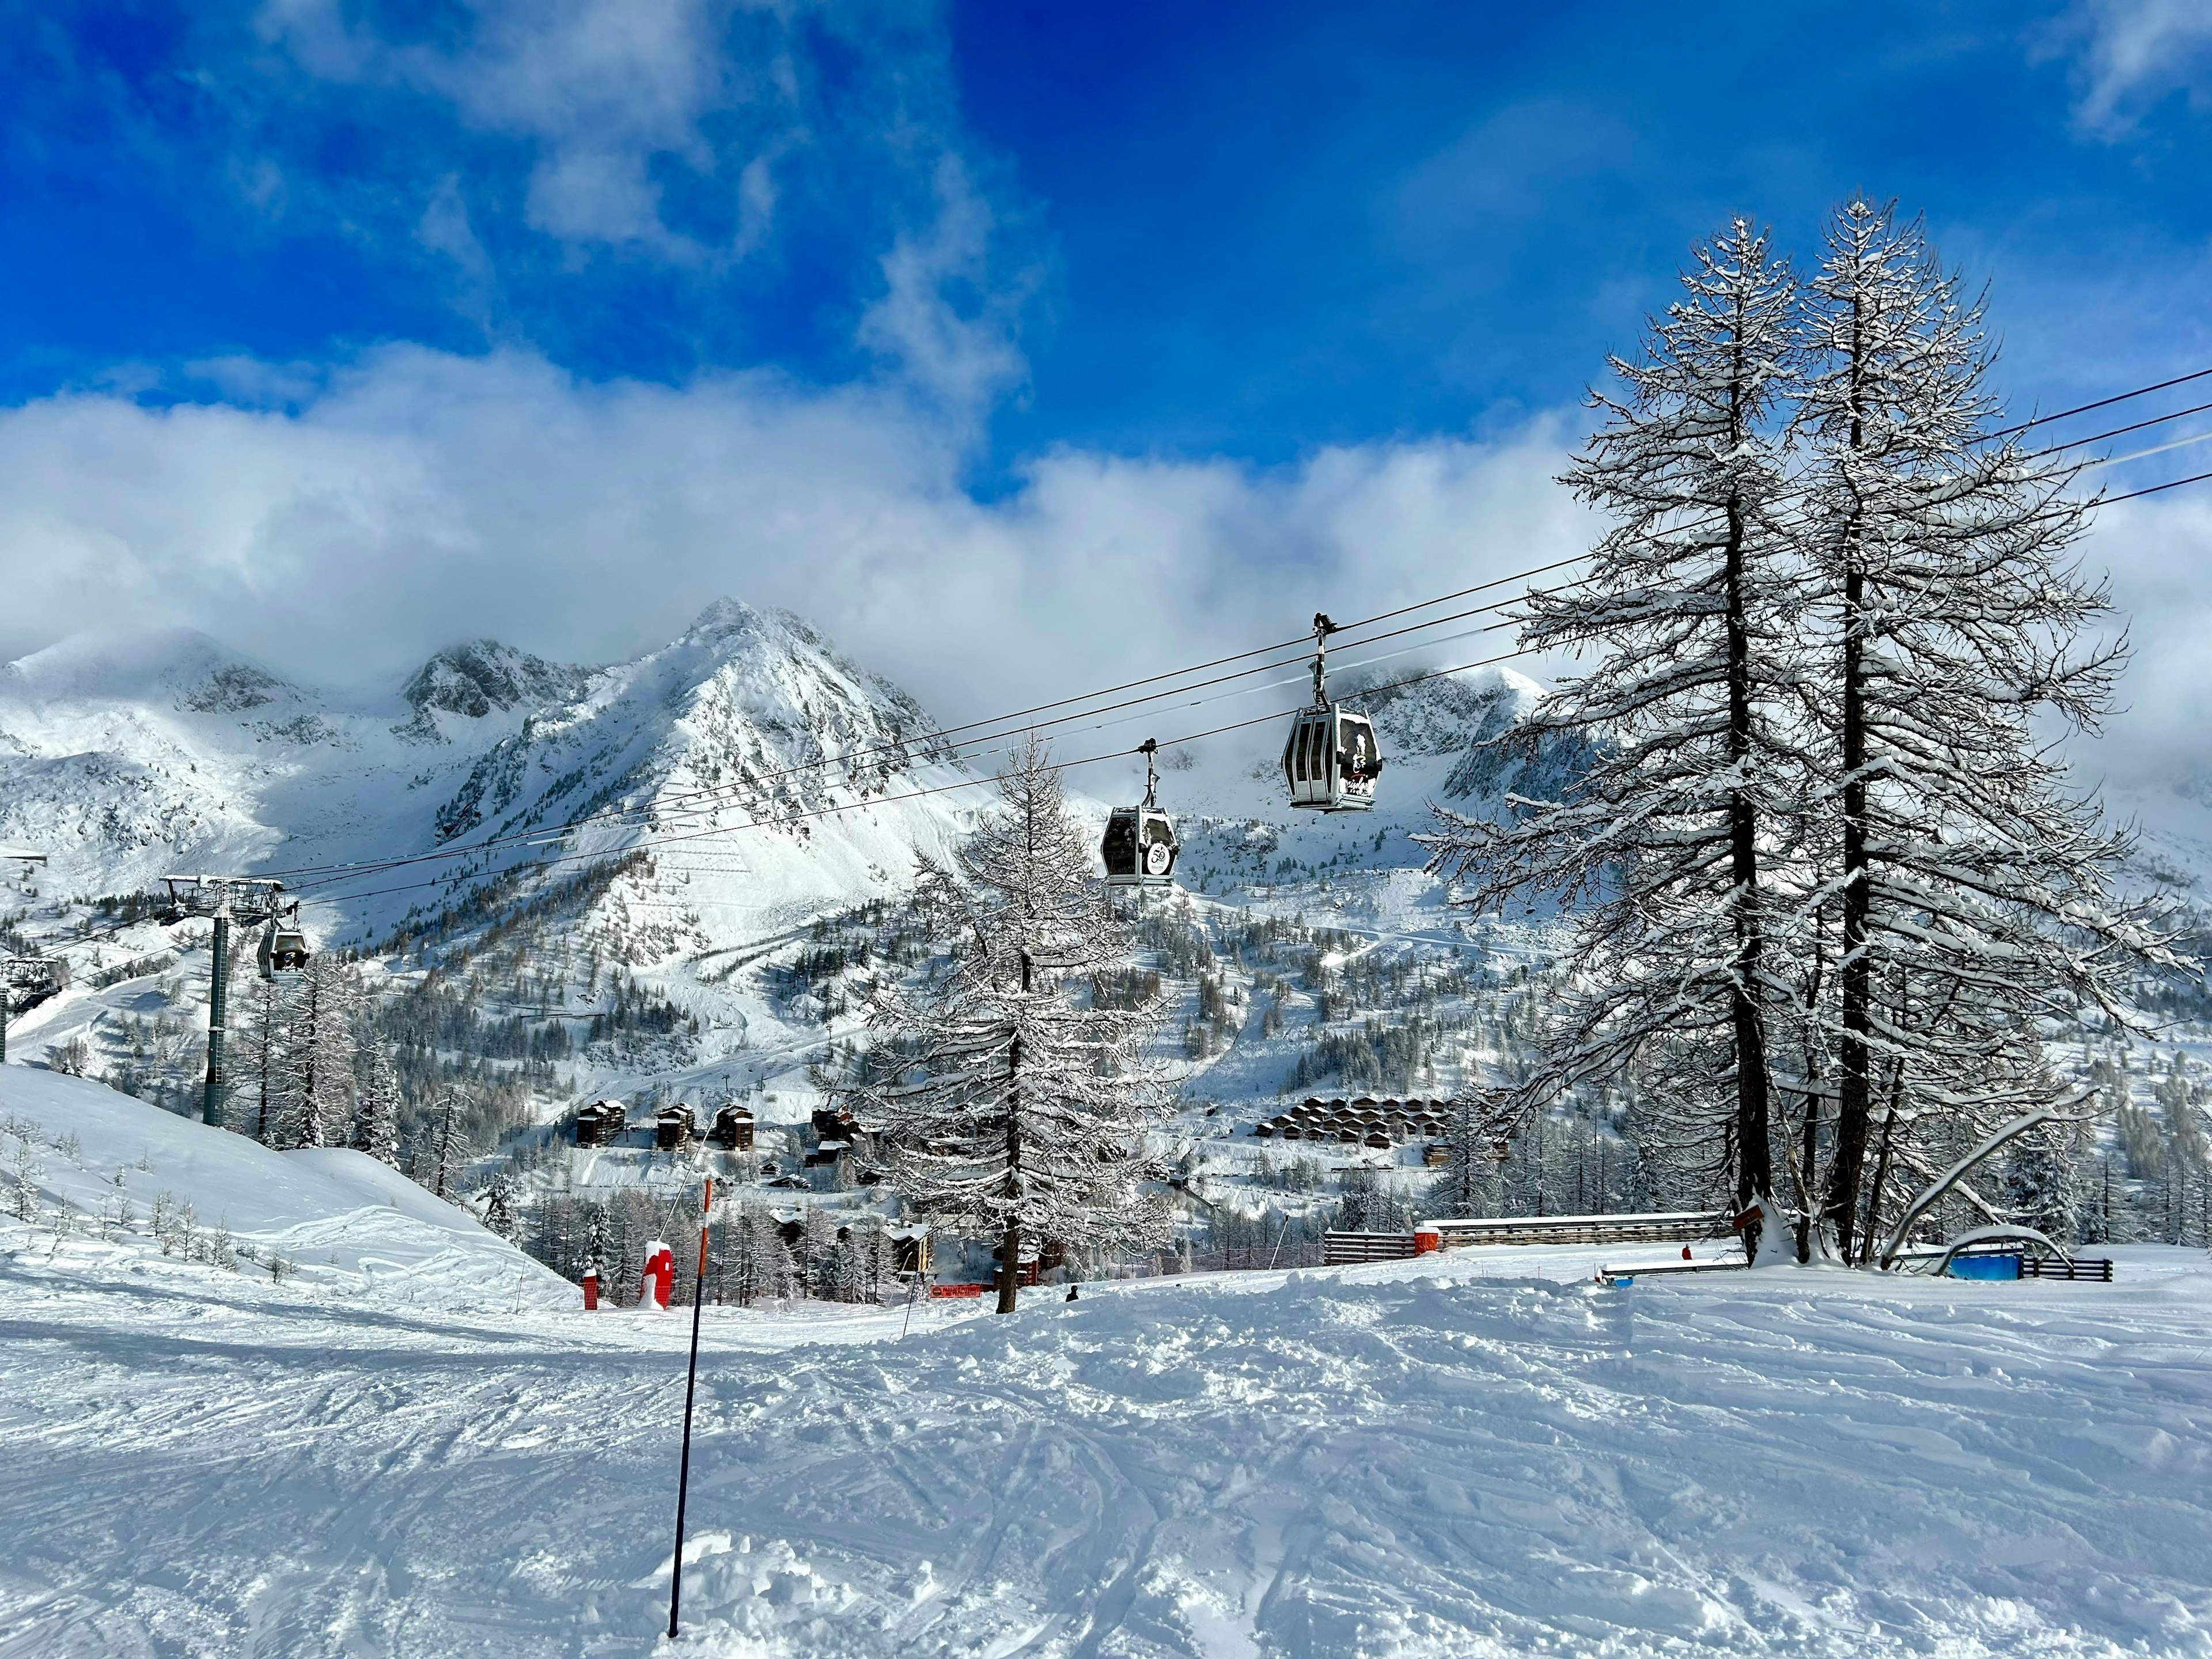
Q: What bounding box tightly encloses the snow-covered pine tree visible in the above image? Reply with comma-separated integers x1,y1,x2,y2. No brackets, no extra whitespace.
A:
856,733,1169,1313
482,1173,518,1241
828,1226,868,1302
235,978,289,1143
801,1205,838,1300
416,1086,474,1202
1794,198,2176,1260
2000,1116,2089,1244
1425,1091,1504,1219
273,956,357,1149
1335,1165,1414,1233
741,1203,796,1305
349,1045,403,1166
1426,218,1804,1210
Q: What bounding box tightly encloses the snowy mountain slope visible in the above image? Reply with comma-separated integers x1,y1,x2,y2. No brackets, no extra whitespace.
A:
2092,774,2212,925
0,622,1615,1178
0,601,1003,1141
0,1066,569,1310
402,599,977,938
0,600,983,947
0,611,1587,1122
3,1202,2209,1657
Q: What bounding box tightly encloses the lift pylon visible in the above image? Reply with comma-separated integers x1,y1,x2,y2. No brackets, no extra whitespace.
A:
0,955,66,1066
1,847,54,1066
158,876,290,1128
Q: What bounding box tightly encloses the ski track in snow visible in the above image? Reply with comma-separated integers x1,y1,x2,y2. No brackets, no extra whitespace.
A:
5,1230,2211,1658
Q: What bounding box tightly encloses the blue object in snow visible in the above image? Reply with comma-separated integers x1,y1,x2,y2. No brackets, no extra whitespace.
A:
1947,1252,2023,1281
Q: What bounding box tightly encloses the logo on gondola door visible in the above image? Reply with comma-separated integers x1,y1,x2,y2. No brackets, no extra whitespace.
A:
1144,842,1173,876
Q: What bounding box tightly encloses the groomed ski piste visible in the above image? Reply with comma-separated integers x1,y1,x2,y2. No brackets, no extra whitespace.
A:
5,1068,2210,1659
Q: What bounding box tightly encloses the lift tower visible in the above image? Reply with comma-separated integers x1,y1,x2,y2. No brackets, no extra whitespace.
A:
160,876,289,1127
0,847,56,1066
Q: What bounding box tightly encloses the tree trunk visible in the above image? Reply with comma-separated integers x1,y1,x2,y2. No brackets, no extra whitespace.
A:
1723,475,1773,1207
300,975,320,1150
997,950,1031,1316
1825,307,1873,1262
996,1213,1021,1315
1863,1060,1903,1252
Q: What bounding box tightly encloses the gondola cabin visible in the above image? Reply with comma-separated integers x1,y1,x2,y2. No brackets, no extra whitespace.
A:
1102,737,1180,889
1282,705,1382,812
1282,615,1383,813
257,916,311,984
1101,806,1179,888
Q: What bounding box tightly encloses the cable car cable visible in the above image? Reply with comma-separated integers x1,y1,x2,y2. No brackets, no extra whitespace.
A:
285,452,2212,912
256,366,2212,885
282,382,2190,885
29,457,2212,945
276,597,1545,897
289,634,1669,910
1984,364,2212,442
258,560,1608,884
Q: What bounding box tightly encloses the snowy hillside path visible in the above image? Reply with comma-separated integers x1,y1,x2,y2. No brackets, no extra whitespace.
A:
5,1236,2211,1658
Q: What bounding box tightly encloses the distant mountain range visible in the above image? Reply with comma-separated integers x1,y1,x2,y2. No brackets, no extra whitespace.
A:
0,599,1599,952
6,596,2203,1118
0,600,981,952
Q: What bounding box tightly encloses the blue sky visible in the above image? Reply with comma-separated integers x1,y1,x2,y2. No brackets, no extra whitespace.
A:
3,0,2211,748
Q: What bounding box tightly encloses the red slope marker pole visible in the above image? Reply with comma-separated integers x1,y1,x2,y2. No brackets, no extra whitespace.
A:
668,1176,714,1641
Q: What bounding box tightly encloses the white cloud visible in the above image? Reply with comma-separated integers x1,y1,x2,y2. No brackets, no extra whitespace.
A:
0,348,1588,726
260,0,783,255
857,156,1036,416
2075,487,2212,785
2051,0,2212,134
253,0,1030,401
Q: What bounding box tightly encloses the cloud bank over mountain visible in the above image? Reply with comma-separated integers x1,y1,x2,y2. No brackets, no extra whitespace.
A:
0,346,1589,733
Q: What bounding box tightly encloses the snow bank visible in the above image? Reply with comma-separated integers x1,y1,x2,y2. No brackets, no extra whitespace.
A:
0,1066,571,1311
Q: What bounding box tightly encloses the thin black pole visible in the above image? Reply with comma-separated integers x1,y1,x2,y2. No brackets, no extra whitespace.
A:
668,1176,714,1641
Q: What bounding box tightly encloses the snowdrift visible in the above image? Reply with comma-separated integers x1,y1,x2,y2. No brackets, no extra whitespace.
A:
0,1066,572,1311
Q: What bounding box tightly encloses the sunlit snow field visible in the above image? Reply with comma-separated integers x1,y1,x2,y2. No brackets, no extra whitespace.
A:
3,1070,2210,1658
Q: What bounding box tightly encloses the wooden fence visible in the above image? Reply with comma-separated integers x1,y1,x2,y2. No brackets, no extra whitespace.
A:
1322,1231,1423,1265
2020,1255,2115,1282
1430,1211,1734,1249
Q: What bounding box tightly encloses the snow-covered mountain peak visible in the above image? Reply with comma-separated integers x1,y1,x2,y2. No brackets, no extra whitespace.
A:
1338,661,1546,758
676,595,770,647
636,598,933,746
1,627,306,715
401,640,597,722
